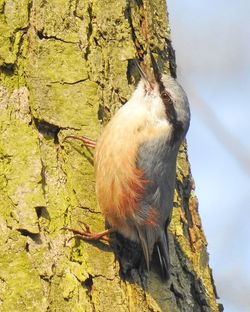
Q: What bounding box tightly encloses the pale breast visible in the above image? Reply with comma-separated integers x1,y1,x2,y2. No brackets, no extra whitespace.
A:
94,103,172,230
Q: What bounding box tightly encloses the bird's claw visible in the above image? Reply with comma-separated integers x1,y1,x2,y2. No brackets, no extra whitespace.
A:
63,226,114,242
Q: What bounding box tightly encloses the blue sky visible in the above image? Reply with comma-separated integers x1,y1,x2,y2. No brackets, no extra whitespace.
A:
167,1,250,311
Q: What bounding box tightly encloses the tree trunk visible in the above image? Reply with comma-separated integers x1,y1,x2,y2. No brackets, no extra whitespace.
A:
0,0,222,311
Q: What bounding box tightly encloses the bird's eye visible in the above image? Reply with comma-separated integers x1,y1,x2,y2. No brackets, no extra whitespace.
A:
161,91,170,100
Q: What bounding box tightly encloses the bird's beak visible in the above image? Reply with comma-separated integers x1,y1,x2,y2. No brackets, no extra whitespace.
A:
134,60,155,91
150,52,162,87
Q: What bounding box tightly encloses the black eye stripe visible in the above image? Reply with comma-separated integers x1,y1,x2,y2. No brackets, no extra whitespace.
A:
161,92,172,103
159,88,183,142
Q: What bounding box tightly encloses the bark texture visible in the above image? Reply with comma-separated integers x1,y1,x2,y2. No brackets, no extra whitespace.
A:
0,0,222,311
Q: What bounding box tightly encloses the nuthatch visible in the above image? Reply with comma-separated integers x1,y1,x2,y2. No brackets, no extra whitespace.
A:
65,54,190,278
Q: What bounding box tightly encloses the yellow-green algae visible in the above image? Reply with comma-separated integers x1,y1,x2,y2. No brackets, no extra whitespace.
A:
0,0,29,65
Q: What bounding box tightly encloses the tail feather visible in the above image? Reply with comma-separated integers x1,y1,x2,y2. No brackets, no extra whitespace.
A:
136,225,170,278
156,232,170,279
136,226,151,271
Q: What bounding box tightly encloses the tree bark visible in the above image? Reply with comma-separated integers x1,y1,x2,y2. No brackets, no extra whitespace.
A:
0,0,222,311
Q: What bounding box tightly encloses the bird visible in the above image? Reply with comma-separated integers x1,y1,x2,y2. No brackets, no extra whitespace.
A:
64,54,190,278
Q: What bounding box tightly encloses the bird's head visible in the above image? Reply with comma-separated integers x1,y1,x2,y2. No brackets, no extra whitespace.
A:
134,53,190,141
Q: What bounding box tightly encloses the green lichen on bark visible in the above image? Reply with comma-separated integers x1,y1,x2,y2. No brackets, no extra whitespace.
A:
0,0,30,65
0,0,221,311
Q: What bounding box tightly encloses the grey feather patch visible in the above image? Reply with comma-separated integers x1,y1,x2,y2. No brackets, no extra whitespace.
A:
136,226,151,271
135,224,170,279
135,225,159,270
156,231,170,279
136,136,178,229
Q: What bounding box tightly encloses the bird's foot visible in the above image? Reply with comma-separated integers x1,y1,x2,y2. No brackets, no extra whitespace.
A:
64,222,114,242
63,135,96,148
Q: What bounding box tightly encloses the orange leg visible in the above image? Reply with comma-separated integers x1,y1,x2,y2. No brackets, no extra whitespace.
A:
64,223,115,243
63,135,96,148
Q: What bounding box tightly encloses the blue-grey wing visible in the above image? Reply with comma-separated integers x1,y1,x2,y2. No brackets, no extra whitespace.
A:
137,136,177,225
132,136,178,277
